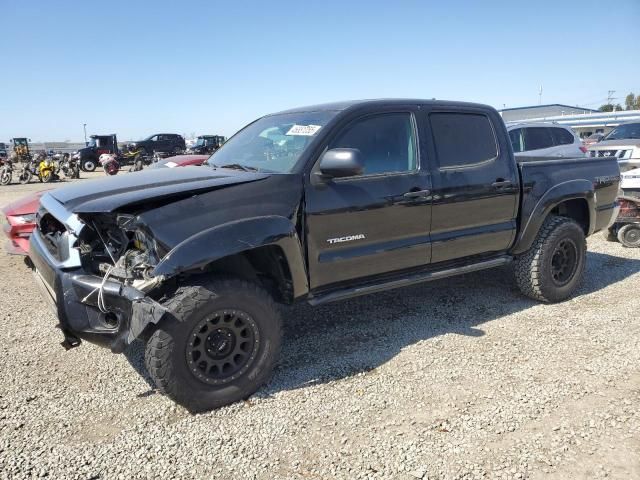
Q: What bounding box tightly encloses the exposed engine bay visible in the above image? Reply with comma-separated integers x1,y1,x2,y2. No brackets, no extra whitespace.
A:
77,214,163,294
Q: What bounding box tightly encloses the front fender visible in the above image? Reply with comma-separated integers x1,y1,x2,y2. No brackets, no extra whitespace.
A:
152,215,309,299
512,179,595,255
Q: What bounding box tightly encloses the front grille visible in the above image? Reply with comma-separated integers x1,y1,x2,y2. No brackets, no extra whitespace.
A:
597,150,618,157
621,189,640,199
591,149,631,158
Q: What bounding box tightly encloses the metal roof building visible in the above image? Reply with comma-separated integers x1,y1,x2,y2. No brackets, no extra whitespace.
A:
499,104,598,122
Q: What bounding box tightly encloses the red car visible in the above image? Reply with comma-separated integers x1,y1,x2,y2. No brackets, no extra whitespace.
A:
1,155,209,255
2,190,47,255
150,154,208,169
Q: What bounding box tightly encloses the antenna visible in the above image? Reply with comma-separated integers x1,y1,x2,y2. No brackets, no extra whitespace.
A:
538,85,543,105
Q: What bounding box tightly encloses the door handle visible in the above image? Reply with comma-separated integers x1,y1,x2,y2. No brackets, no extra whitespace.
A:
491,180,513,188
403,189,431,199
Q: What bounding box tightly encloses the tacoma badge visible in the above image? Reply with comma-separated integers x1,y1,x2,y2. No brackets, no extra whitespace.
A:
327,234,366,244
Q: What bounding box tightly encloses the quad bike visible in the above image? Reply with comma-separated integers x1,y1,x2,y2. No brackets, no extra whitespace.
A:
121,146,149,172
99,153,120,176
605,196,640,248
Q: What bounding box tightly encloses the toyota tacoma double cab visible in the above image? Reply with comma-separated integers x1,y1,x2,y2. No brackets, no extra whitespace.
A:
29,99,620,412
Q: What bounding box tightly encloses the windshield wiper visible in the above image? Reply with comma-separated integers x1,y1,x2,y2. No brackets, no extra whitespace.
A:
216,163,258,172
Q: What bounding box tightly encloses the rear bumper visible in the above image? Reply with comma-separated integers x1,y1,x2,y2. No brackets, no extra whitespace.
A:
29,228,168,352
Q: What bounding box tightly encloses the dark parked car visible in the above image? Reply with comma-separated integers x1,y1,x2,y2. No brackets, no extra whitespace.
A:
29,99,620,412
128,133,186,155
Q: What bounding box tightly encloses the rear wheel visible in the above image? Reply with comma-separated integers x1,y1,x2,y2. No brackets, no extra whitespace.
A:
617,224,640,248
515,216,586,303
18,170,32,184
144,278,282,412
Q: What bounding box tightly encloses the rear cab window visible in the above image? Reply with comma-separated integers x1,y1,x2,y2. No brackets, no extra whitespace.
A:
429,112,498,168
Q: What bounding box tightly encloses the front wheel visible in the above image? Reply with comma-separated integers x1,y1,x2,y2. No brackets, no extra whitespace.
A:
82,159,96,172
514,216,586,303
144,278,282,412
41,170,53,183
0,169,11,185
617,224,640,248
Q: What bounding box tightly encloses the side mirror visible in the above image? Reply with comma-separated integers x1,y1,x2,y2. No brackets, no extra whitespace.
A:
318,148,364,179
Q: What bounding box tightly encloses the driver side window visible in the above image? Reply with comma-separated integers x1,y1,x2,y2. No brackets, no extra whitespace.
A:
330,113,417,175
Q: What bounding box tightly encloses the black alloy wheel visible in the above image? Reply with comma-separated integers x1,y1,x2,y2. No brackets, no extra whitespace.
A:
185,310,260,385
550,238,578,286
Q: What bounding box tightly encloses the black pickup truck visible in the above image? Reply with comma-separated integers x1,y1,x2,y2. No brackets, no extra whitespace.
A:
29,99,620,412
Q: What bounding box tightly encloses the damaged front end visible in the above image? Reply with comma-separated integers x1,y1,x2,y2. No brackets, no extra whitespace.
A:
29,193,170,353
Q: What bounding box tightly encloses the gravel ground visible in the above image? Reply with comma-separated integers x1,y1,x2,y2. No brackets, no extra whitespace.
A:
0,178,639,479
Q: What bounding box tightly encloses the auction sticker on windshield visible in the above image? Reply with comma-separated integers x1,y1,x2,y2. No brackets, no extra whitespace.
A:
286,125,322,136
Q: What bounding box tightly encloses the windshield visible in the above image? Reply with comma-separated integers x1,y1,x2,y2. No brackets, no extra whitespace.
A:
603,123,640,141
87,138,97,147
207,111,337,173
195,138,206,146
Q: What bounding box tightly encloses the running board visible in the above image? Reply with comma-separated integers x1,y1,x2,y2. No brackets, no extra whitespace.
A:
308,255,512,306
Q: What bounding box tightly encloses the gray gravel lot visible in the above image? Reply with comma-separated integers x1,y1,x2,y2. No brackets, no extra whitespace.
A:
0,177,639,479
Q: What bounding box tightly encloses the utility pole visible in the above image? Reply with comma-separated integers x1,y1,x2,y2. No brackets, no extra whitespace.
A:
538,85,543,105
607,90,617,111
83,123,87,145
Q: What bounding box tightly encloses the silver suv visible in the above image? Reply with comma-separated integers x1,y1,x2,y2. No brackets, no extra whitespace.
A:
587,122,640,172
507,123,586,158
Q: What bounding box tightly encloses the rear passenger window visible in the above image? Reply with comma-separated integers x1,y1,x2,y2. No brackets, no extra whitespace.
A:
429,113,497,168
550,128,574,146
509,129,523,153
523,128,553,151
330,113,417,175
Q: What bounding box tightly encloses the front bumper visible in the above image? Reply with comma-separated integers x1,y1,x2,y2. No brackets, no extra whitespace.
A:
3,221,34,255
29,228,168,353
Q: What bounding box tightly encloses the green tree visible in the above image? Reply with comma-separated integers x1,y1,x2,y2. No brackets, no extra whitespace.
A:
625,93,636,110
599,103,623,112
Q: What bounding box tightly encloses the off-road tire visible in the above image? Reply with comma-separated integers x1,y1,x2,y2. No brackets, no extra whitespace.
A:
82,159,96,172
617,224,640,248
514,215,586,303
602,227,617,242
144,278,282,412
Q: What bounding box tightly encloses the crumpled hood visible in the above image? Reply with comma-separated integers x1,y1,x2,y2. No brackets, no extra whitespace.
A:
49,166,269,213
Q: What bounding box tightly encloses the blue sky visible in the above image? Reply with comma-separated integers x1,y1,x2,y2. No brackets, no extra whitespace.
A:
1,0,639,142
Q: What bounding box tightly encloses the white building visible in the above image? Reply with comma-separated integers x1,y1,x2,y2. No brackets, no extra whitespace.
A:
499,105,640,138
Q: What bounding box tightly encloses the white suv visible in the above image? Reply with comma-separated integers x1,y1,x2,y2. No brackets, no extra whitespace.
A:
507,122,586,158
